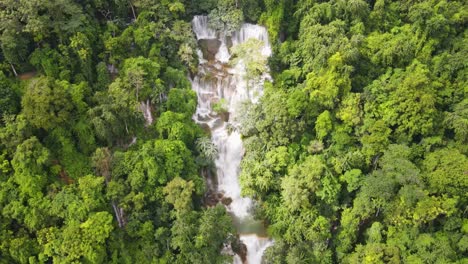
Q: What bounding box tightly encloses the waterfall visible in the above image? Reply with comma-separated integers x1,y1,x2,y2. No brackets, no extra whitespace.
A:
232,24,272,57
191,16,273,264
215,37,231,63
192,15,217,39
140,99,153,125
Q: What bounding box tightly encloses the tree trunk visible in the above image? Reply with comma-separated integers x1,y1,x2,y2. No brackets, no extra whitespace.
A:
136,84,139,101
112,202,125,228
10,64,18,77
129,2,137,21
96,149,126,228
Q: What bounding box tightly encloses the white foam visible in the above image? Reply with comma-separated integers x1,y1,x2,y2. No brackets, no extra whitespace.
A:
235,235,274,264
140,99,153,125
192,15,217,39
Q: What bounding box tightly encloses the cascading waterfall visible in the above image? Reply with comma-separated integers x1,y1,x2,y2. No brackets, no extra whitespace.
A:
140,99,153,126
192,15,217,39
191,15,273,264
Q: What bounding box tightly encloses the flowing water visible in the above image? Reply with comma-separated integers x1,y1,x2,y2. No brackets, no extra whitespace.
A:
191,16,273,264
140,99,153,126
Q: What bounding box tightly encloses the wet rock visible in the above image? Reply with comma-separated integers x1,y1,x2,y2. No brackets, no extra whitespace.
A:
220,111,230,122
204,193,218,207
226,36,233,50
203,191,230,207
221,197,233,206
198,122,211,134
199,39,221,61
210,118,224,130
238,243,247,263
232,237,248,263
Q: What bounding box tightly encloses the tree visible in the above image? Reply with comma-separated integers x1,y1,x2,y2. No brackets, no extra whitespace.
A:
444,99,468,143
11,137,50,197
304,53,352,111
335,0,369,22
156,111,200,145
21,77,73,130
208,0,244,34
121,139,200,192
166,88,197,116
297,20,357,73
195,205,234,263
230,38,269,83
423,148,468,198
0,30,30,75
0,114,32,154
164,177,195,213
315,110,333,140
69,32,93,80
360,119,391,163
121,56,161,102
38,212,114,263
364,61,438,140
29,45,62,79
0,72,19,118
363,25,416,68
24,0,84,42
281,155,339,211
195,136,218,166
337,93,362,128
89,79,143,144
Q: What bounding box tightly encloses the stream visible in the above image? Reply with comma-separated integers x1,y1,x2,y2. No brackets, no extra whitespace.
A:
190,16,273,264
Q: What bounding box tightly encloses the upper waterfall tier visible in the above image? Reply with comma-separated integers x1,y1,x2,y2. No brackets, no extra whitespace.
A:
192,15,217,39
232,24,272,57
192,15,272,58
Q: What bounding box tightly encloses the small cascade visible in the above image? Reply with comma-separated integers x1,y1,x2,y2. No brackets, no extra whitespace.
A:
192,15,217,39
213,130,252,218
128,137,137,147
240,235,274,264
190,16,273,264
232,24,272,57
140,99,153,125
216,38,231,63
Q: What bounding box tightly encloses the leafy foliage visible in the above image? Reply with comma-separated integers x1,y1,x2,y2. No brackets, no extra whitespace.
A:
0,0,466,263
0,1,235,262
237,0,468,262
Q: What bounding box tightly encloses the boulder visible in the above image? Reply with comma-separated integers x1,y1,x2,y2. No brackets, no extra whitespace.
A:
198,39,221,61
221,196,233,206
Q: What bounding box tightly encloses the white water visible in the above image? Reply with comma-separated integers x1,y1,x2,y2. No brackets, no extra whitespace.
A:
216,38,231,63
232,24,272,57
242,235,274,263
192,15,217,39
191,16,273,264
139,99,153,125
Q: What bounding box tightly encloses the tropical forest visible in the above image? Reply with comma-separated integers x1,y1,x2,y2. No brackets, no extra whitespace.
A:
0,0,466,263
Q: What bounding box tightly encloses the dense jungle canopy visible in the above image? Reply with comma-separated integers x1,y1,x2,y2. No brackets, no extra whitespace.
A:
0,0,467,263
